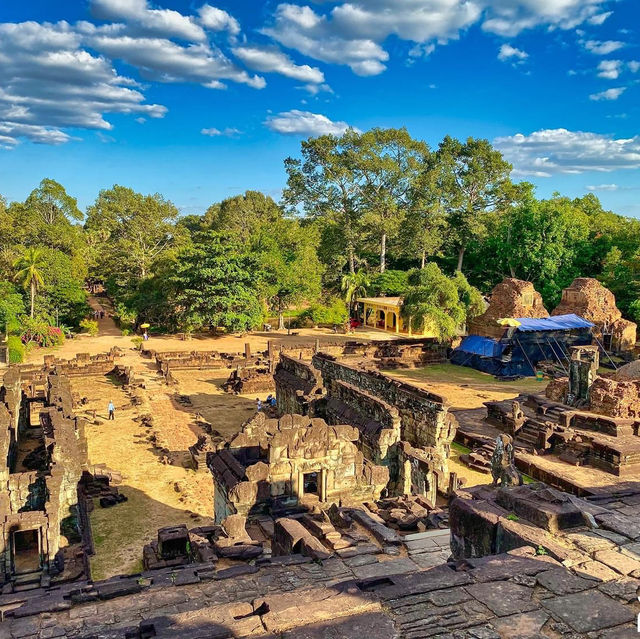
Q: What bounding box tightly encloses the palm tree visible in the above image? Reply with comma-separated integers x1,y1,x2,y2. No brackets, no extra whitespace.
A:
341,269,370,314
13,247,45,318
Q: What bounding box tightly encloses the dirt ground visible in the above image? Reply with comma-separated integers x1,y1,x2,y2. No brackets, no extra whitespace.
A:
74,368,217,580
387,363,547,410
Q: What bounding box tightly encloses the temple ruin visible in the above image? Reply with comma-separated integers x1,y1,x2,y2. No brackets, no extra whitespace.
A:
553,277,637,353
1,368,89,588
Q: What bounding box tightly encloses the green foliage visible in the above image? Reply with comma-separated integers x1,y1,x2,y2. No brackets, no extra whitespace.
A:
19,317,65,348
369,270,409,296
299,298,348,326
0,281,26,334
79,318,99,336
171,232,264,333
7,336,25,363
13,246,46,318
401,263,483,341
536,545,548,556
506,513,519,521
341,269,370,309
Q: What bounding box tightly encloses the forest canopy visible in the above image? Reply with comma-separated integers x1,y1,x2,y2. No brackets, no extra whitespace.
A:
1,129,639,351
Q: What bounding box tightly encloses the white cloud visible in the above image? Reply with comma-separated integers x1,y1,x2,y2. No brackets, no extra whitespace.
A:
201,127,242,137
86,34,266,89
597,59,623,79
494,128,640,177
0,20,165,146
264,110,356,136
629,61,640,73
584,40,625,55
198,5,240,35
498,44,528,62
90,0,206,42
587,183,618,191
589,87,625,101
263,4,389,76
588,11,612,25
233,46,324,83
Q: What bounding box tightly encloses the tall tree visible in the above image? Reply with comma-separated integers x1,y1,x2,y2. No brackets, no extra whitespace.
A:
85,185,182,288
341,269,370,313
26,178,82,225
436,136,516,272
353,128,429,273
13,247,46,318
283,130,363,275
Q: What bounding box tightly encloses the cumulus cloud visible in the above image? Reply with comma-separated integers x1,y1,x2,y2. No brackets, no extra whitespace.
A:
589,87,625,101
0,20,166,146
264,110,356,136
90,0,206,41
629,61,640,73
597,59,623,79
86,33,265,89
232,46,324,83
198,5,240,35
201,127,242,137
587,11,612,25
263,4,389,76
584,40,625,55
498,44,528,62
494,128,640,177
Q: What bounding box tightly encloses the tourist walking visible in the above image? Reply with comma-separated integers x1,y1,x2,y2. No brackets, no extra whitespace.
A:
256,398,262,412
108,400,115,420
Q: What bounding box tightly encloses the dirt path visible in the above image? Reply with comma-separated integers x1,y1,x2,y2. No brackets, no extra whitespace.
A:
87,295,121,337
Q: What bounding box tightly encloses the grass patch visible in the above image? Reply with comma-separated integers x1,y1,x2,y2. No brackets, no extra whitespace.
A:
451,441,471,454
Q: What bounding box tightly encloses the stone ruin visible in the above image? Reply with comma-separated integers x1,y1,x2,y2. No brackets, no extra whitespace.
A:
274,353,324,416
222,366,275,395
468,277,549,338
207,413,389,524
552,277,636,353
1,367,89,590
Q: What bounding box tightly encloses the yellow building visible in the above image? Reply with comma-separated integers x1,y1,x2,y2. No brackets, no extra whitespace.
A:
357,297,435,337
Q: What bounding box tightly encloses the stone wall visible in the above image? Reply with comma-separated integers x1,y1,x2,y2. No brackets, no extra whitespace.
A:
0,369,88,584
274,354,324,416
312,354,457,457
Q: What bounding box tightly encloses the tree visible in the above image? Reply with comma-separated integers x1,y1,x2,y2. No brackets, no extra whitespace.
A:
353,128,429,273
368,270,409,296
257,219,323,329
13,247,46,318
436,136,517,272
26,178,82,225
0,281,25,334
401,263,484,341
203,191,282,244
341,269,370,313
85,185,183,289
283,130,364,275
171,232,264,333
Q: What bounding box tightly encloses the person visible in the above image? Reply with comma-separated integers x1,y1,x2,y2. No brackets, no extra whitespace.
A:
143,330,149,341
270,395,276,408
266,394,273,404
108,400,115,420
256,398,262,412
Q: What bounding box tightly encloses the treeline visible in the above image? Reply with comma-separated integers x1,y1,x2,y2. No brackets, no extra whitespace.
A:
1,128,639,353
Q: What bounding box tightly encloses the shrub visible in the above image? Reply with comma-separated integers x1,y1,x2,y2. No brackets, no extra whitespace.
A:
20,318,65,348
79,318,99,336
298,298,348,327
131,336,143,350
7,336,25,363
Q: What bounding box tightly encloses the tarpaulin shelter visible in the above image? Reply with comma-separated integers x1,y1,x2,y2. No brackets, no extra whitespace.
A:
451,314,594,377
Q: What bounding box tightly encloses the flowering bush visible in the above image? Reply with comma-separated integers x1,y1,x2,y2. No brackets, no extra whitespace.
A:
20,318,65,348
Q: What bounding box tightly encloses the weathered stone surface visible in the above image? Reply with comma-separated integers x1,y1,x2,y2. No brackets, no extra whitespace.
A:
490,609,550,639
594,549,640,576
542,590,635,632
536,569,596,595
465,582,538,617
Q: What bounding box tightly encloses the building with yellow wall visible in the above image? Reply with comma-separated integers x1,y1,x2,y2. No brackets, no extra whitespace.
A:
357,297,436,337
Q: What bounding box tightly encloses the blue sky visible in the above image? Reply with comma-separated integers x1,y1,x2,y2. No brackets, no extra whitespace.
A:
0,0,638,216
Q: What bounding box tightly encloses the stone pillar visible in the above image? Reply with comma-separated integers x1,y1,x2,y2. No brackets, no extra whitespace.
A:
244,343,251,361
568,345,599,404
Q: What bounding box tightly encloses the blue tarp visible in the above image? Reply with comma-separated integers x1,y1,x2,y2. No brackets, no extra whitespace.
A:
456,335,505,357
514,313,593,332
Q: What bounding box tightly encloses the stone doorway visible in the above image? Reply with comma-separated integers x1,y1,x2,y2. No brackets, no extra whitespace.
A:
12,528,41,574
303,472,319,496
